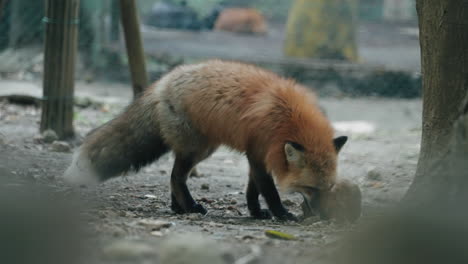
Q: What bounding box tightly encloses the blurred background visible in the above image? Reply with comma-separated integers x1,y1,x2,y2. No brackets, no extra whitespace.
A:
0,0,421,98
0,2,443,263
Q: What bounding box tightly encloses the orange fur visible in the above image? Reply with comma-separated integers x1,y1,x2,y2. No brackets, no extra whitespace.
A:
214,8,267,34
181,61,336,190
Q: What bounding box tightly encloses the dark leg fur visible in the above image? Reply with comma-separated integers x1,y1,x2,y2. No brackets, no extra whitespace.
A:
170,154,207,215
247,177,272,219
247,155,298,221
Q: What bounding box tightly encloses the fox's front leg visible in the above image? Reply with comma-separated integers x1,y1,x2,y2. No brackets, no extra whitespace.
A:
247,156,298,221
170,154,207,215
246,177,272,219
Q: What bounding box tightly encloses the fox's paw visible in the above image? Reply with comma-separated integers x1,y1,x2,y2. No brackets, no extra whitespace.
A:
187,203,208,215
275,212,298,222
250,209,272,220
171,196,207,215
171,197,185,214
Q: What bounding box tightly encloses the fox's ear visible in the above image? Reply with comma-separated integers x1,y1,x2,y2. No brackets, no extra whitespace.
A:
285,142,305,167
333,136,348,152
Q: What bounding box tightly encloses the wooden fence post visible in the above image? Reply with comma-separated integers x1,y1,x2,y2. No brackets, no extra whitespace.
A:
40,0,80,139
119,0,148,98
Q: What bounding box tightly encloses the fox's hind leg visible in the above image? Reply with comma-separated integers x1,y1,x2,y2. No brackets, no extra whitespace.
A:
170,147,216,215
170,154,206,214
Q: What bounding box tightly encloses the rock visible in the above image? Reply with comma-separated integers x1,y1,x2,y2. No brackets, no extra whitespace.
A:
136,219,174,230
201,183,210,190
74,97,103,109
283,199,296,207
317,179,362,223
144,194,157,199
159,233,227,264
187,214,202,221
150,230,164,237
102,240,158,260
366,167,382,180
50,141,71,152
41,129,58,143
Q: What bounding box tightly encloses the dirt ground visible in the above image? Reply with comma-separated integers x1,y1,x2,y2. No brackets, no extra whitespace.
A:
0,80,421,264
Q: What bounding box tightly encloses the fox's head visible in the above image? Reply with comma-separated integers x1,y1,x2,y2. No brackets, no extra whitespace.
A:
276,136,348,211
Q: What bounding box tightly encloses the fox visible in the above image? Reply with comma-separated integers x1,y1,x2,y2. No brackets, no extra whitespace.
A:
64,60,347,221
214,8,268,35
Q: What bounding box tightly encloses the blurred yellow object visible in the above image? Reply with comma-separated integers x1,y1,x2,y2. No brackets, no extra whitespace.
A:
264,230,297,240
284,0,359,61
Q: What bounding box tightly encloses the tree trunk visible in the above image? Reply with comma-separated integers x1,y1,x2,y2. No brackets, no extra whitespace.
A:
284,0,358,61
404,0,468,204
40,0,80,139
119,0,148,98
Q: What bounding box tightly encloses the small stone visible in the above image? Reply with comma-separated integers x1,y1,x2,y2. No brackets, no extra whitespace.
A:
137,219,174,230
118,211,126,217
371,182,384,188
283,199,296,207
207,221,223,228
301,216,321,225
201,183,210,190
230,199,237,205
50,141,71,152
150,231,164,237
41,130,58,143
242,235,255,240
144,194,157,199
200,197,214,204
187,214,202,221
366,167,382,180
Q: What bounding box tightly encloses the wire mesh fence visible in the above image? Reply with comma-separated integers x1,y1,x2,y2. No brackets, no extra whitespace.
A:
0,0,420,98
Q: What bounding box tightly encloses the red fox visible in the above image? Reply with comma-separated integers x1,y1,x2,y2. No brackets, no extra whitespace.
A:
214,8,268,35
64,60,347,221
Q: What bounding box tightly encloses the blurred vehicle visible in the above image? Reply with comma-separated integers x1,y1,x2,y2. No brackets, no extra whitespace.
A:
214,8,268,35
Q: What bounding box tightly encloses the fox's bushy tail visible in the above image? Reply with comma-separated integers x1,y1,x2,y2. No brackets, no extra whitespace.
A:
64,97,168,185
